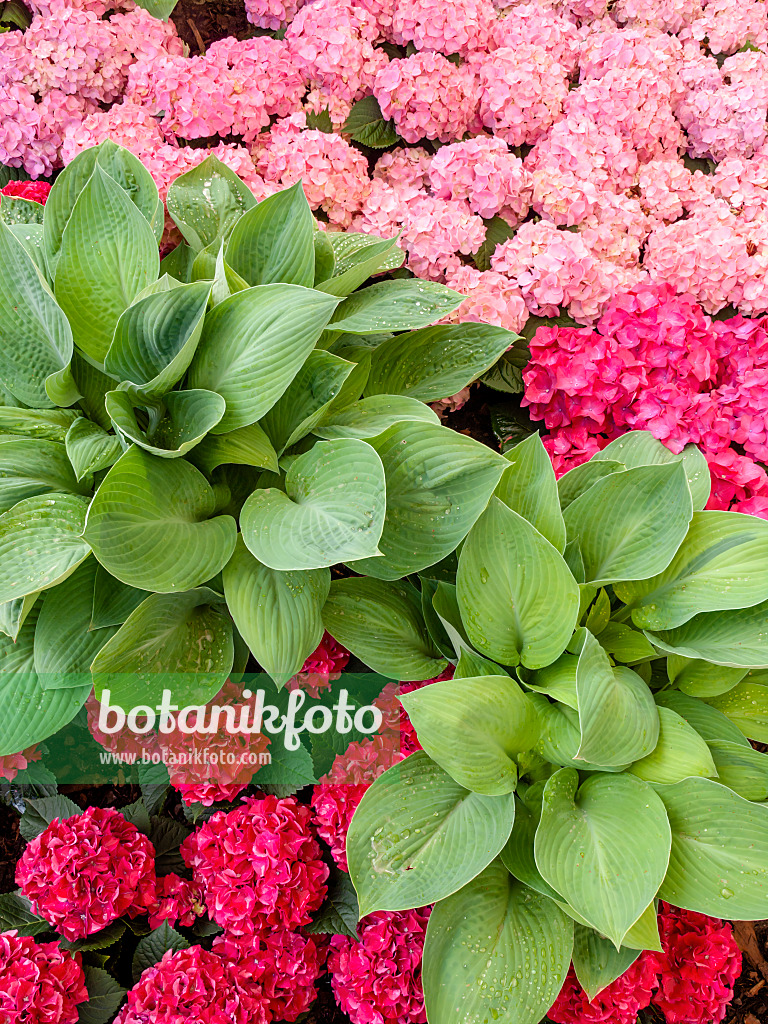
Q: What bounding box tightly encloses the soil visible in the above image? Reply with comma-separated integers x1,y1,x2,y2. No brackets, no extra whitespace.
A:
726,922,768,1024
0,803,23,893
171,0,252,53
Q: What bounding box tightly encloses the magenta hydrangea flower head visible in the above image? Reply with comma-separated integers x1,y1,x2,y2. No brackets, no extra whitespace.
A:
548,955,660,1024
0,931,88,1024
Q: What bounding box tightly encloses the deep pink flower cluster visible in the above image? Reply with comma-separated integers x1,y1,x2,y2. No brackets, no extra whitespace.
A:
327,906,431,1024
549,956,659,1024
147,873,206,931
180,794,328,935
16,806,157,941
0,180,50,204
0,931,88,1024
523,279,768,514
286,631,351,697
0,744,41,782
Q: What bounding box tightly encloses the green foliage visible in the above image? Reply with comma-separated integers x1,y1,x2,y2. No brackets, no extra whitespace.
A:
338,428,768,1024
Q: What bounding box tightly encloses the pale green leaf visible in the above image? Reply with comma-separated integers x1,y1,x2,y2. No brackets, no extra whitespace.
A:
593,432,710,511
329,279,463,334
647,598,768,667
65,418,122,481
225,181,315,287
0,438,90,512
166,155,257,251
312,395,439,440
572,926,640,1002
495,432,566,553
706,680,768,742
628,706,717,784
189,421,278,476
105,388,225,458
655,689,751,747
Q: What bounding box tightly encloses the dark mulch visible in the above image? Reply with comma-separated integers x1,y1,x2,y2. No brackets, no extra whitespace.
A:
725,921,768,1024
171,0,252,54
0,803,23,893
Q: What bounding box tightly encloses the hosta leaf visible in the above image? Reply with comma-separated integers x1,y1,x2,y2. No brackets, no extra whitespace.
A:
0,407,79,441
313,229,336,285
350,422,507,579
187,284,339,433
708,740,768,801
534,769,671,948
597,622,656,663
34,559,116,688
628,706,717,784
9,223,47,278
657,777,768,919
84,446,236,592
400,675,541,795
318,234,403,297
240,438,386,570
0,592,39,641
92,588,234,710
223,536,329,687
575,630,660,767
557,460,625,511
0,196,44,226
501,793,561,901
617,511,768,631
91,563,148,629
259,350,355,455
329,279,463,334
423,863,572,1024
495,432,566,553
348,751,516,915
365,322,515,402
0,606,91,755
65,418,122,481
105,280,211,397
0,219,72,408
529,695,631,773
70,353,115,431
44,140,162,277
226,181,315,287
54,165,159,363
571,925,640,1001
705,680,768,742
312,395,439,439
668,656,746,698
655,689,751,747
647,598,768,667
593,432,711,511
189,421,278,476
526,653,579,709
105,388,225,458
322,577,446,681
166,155,257,252
457,498,580,669
564,462,692,585
0,492,90,604
0,438,90,513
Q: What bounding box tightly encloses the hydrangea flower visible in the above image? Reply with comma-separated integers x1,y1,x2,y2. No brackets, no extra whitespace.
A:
0,931,88,1024
0,744,42,782
0,180,50,204
147,874,206,930
390,0,496,56
548,955,659,1024
286,631,351,697
16,806,157,941
428,135,532,223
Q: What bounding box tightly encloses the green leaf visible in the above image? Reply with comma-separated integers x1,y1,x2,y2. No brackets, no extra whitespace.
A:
657,776,768,919
105,280,211,398
0,891,49,936
350,422,507,579
0,406,79,440
240,438,386,570
617,511,768,631
312,395,439,440
472,215,516,272
323,577,447,681
366,322,514,402
159,241,194,283
557,460,625,511
189,421,278,476
84,446,237,592
708,739,768,801
8,223,47,279
0,492,90,604
501,793,561,901
59,919,127,953
226,181,315,287
628,706,717,784
342,95,400,148
422,862,573,1024
0,219,72,408
647,598,768,667
0,438,90,513
134,0,177,18
259,349,356,454
106,388,225,458
401,675,540,795
495,432,566,553
563,462,693,585
54,165,159,363
525,653,579,709
70,354,115,431
132,923,189,983
329,280,463,334
597,622,657,663
534,770,671,948
0,196,43,226
92,588,234,711
705,680,768,741
529,695,630,772
655,689,751,747
575,630,660,767
187,284,339,433
19,793,81,841
91,563,148,629
44,140,162,277
348,751,516,915
223,536,329,687
593,432,711,511
77,966,127,1024
571,925,640,1002
34,559,116,687
668,656,746,698
0,592,39,641
480,349,526,395
166,155,257,252
305,866,359,938
457,497,580,669
65,418,122,481
318,234,404,297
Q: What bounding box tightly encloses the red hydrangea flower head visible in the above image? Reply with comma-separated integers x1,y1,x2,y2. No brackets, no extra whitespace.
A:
181,794,328,934
16,806,157,941
147,873,206,930
0,745,41,783
328,907,431,1024
0,930,88,1024
548,955,660,1024
652,902,742,1024
286,631,351,697
0,180,51,204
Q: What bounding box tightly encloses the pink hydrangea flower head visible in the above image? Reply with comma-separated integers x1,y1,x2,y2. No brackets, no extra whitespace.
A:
442,263,529,333
0,745,42,782
493,3,582,72
400,193,486,280
373,147,433,197
243,0,307,29
16,806,157,941
328,907,432,1024
548,955,659,1024
683,0,768,54
613,0,702,33
0,931,88,1024
181,794,328,934
147,873,207,930
286,631,351,697
428,134,532,223
390,0,496,56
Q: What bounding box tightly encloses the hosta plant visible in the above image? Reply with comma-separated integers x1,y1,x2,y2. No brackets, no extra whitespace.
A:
329,430,768,1024
0,139,520,753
